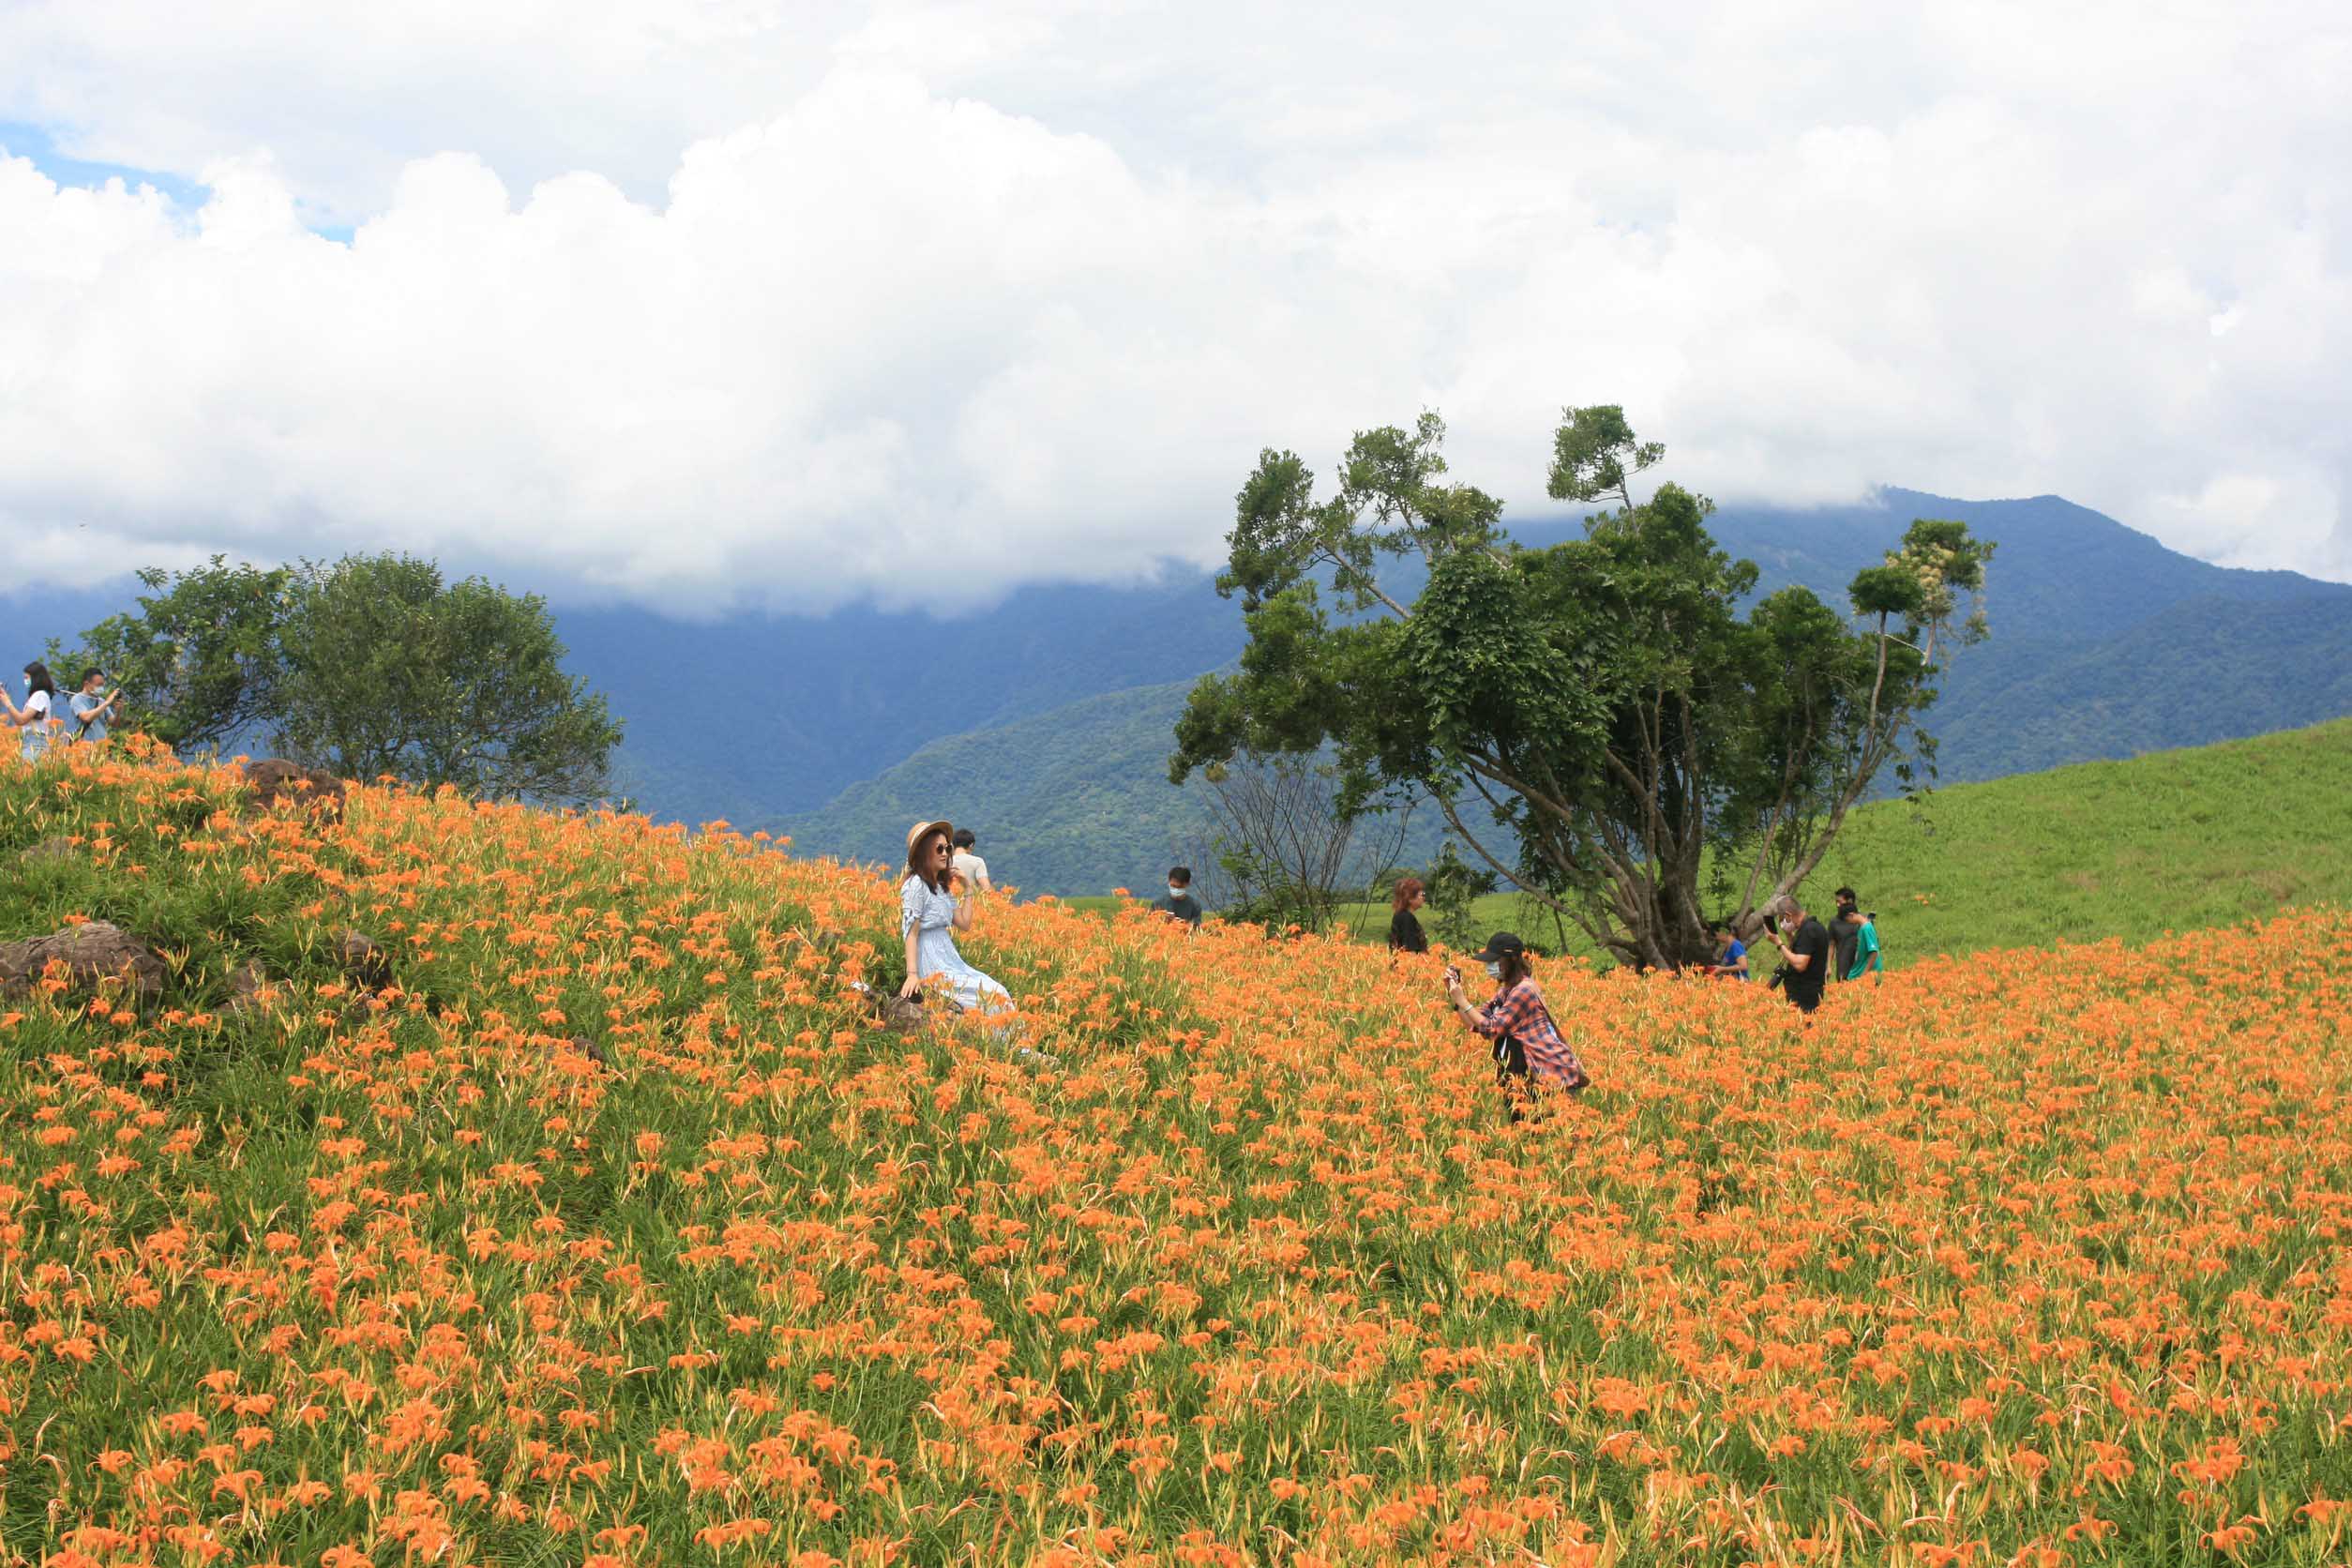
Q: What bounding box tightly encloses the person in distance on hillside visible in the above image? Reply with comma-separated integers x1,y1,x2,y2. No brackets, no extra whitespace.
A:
1828,886,1863,983
1442,931,1589,1120
1388,877,1429,955
1756,894,1831,1014
0,662,63,762
899,819,1014,1018
1847,908,1883,981
1707,920,1749,980
950,828,992,896
1153,867,1204,928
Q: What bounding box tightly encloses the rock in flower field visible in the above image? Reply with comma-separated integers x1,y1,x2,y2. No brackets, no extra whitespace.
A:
1,741,2349,1566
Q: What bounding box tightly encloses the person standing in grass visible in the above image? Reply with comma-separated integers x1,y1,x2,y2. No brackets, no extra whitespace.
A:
1847,908,1883,980
1,662,62,761
1153,867,1204,928
899,820,1012,1014
1442,931,1589,1118
950,828,991,895
1757,894,1831,1014
1388,877,1429,954
1707,920,1749,980
68,668,120,742
1827,886,1865,983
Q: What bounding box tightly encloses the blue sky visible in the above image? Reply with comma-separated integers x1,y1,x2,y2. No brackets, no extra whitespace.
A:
0,118,205,207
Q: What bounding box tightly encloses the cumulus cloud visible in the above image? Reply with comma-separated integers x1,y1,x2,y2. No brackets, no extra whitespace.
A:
0,0,2346,611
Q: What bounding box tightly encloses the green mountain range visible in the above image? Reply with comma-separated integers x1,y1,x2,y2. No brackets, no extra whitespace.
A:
783,490,2352,894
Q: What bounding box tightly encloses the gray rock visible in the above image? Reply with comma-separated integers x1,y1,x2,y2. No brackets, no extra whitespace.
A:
241,760,347,822
0,921,165,998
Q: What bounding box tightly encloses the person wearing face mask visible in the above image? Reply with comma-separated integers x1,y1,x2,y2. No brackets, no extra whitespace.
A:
1756,894,1832,1014
1442,931,1589,1118
0,662,63,762
1153,867,1204,928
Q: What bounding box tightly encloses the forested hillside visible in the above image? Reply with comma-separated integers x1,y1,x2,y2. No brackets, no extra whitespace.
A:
784,490,2352,893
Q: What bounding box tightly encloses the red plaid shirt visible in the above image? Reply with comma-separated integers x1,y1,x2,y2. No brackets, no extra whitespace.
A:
1473,980,1589,1089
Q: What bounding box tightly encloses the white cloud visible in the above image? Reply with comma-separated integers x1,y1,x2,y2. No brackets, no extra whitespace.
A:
0,0,2347,610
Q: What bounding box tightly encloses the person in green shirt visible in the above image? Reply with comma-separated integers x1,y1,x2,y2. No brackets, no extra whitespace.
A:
1847,910,1883,980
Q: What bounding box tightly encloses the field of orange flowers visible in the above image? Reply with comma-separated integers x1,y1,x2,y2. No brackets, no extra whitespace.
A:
1,743,2349,1566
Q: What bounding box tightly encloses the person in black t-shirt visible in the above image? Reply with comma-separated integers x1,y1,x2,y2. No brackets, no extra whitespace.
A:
1387,877,1429,954
1827,885,1862,982
1756,893,1831,1013
1153,867,1204,927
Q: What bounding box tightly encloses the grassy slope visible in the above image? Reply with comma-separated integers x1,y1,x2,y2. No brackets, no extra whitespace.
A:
1064,717,2352,962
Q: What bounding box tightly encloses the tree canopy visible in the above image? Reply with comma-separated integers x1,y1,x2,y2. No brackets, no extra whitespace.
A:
1171,407,1992,968
55,553,623,804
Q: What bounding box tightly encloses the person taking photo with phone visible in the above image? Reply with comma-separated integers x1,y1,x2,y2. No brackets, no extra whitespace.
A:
68,668,120,743
1441,931,1589,1119
0,662,62,762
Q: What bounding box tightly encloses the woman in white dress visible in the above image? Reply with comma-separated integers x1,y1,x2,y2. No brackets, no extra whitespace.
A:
897,819,1012,1016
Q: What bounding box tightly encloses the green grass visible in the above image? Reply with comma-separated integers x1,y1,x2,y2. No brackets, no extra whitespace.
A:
1057,718,2352,965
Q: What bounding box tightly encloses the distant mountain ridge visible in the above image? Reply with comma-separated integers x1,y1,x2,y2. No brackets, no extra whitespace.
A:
779,490,2352,892
7,487,2345,896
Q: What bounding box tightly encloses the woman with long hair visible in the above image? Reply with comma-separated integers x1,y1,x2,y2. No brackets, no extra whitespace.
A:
1387,877,1429,954
898,819,1012,1016
1,662,62,762
1441,931,1588,1117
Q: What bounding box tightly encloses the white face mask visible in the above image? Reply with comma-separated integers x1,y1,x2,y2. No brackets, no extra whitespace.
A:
1168,886,1187,901
1482,959,1503,980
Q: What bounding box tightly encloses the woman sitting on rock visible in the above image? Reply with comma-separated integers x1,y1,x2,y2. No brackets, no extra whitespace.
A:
898,819,1013,1018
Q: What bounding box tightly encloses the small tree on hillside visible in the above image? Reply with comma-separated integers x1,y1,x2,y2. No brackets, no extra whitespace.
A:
1197,751,1408,933
1169,407,1991,969
55,552,623,804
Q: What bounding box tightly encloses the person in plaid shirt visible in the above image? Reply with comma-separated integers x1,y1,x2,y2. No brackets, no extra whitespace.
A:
1442,931,1589,1117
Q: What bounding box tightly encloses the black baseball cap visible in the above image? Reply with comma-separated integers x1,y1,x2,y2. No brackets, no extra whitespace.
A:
1470,931,1526,963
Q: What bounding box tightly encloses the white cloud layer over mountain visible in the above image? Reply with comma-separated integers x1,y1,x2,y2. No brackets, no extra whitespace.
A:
2,0,2347,611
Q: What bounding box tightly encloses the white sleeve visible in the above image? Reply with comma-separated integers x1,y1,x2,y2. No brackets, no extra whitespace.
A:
901,877,925,936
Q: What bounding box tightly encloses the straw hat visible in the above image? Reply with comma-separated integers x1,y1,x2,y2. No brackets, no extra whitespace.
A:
905,819,954,856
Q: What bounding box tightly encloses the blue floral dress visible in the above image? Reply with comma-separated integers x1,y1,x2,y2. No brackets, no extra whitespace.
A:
900,876,1011,1014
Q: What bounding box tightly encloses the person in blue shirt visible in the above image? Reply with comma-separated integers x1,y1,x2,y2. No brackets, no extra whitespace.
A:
1706,920,1750,980
68,668,120,743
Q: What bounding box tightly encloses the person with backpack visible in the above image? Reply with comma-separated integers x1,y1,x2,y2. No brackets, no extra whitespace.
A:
68,668,120,742
0,663,63,761
1441,931,1589,1118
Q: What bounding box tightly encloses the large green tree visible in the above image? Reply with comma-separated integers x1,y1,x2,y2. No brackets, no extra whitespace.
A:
54,553,622,804
1169,408,1991,969
55,556,294,752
